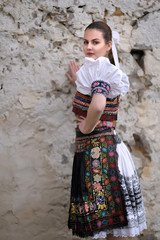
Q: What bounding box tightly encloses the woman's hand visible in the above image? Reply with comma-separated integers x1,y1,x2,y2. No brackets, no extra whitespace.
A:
76,116,88,134
76,115,100,134
65,61,80,85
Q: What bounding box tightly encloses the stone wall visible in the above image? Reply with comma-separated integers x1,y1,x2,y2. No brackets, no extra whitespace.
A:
0,0,160,239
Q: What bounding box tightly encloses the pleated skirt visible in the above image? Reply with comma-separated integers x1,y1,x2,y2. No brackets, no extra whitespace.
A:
68,127,147,238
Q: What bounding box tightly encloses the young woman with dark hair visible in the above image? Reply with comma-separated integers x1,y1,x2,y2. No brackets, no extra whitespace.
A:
66,21,147,240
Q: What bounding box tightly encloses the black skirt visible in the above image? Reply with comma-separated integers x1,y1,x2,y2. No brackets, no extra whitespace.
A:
68,127,128,238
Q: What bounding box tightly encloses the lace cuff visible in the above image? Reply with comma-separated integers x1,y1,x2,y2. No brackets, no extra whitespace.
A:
91,80,111,98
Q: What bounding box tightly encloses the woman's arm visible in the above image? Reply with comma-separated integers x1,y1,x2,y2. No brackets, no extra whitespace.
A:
77,94,106,134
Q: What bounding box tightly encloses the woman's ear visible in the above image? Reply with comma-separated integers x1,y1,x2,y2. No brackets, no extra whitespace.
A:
107,41,112,51
105,41,112,57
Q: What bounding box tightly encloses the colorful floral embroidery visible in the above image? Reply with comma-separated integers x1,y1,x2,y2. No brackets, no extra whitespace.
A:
72,91,120,121
94,174,101,182
97,120,117,128
97,220,102,228
92,159,100,168
91,80,111,98
102,219,109,225
100,137,105,142
108,195,113,202
101,210,107,217
68,129,127,238
92,213,98,219
102,147,107,153
108,144,114,151
96,192,105,204
84,202,89,212
86,171,91,177
91,147,100,158
104,179,110,185
94,183,102,192
92,168,100,174
102,168,108,174
102,157,108,164
110,168,116,176
86,182,92,188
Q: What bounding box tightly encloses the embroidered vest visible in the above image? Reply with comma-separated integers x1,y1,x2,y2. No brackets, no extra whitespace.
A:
72,91,120,122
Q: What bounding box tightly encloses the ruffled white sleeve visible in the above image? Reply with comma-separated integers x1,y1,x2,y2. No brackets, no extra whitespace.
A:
75,56,129,98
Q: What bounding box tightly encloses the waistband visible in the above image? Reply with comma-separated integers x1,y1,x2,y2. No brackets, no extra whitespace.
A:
76,126,114,140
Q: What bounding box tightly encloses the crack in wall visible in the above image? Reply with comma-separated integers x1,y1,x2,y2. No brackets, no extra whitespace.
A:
131,49,145,71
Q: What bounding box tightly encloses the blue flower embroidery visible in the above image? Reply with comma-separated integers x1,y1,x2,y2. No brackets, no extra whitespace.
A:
108,144,113,151
103,168,108,174
110,168,116,176
96,194,105,204
86,171,91,177
102,147,107,153
109,205,114,210
85,150,90,155
101,210,107,217
102,219,109,225
113,190,120,198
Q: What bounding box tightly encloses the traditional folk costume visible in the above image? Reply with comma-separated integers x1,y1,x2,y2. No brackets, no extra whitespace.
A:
68,33,147,238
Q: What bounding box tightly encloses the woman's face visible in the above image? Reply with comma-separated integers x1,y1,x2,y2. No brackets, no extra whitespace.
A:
83,29,112,60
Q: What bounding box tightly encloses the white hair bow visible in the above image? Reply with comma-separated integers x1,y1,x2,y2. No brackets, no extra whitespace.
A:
112,31,120,69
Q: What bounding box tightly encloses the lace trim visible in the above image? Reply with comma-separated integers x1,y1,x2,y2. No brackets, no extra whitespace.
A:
93,222,147,238
93,170,147,239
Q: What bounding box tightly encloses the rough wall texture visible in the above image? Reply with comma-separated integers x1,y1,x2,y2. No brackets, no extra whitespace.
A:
0,0,160,240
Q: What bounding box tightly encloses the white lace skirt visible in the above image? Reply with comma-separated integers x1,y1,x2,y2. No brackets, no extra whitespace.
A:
93,140,147,239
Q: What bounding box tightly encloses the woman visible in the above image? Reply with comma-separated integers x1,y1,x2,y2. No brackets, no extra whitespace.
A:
66,21,147,239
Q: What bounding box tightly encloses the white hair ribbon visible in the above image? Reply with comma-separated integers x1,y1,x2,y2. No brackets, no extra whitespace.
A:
112,31,120,69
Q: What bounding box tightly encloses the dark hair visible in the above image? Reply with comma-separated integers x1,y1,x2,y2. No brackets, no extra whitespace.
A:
85,21,115,65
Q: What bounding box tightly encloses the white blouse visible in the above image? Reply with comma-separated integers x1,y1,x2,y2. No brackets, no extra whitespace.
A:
75,56,129,98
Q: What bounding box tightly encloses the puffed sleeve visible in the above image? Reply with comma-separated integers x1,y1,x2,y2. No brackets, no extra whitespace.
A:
107,72,130,98
76,56,129,98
